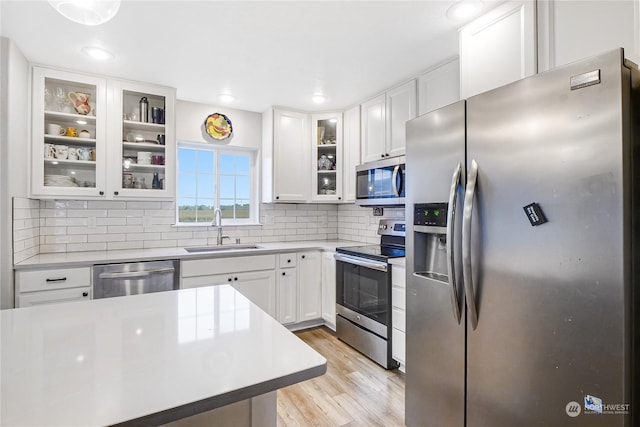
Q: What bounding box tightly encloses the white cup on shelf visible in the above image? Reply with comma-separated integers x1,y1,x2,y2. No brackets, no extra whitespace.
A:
137,151,152,165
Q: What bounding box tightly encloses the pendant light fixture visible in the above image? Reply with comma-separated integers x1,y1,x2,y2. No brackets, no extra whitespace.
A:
48,0,121,26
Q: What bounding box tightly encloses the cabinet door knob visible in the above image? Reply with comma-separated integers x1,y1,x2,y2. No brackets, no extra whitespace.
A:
82,292,89,297
276,196,280,200
228,278,232,282
114,191,119,196
99,191,104,196
338,197,342,200
287,259,291,263
234,277,238,281
301,255,306,259
282,272,286,276
380,154,385,158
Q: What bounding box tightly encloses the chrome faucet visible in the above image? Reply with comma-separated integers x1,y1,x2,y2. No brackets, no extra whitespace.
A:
213,208,230,245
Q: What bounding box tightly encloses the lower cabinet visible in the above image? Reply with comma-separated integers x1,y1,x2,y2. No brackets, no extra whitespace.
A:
276,251,322,326
15,267,92,308
321,251,336,330
181,255,277,318
297,251,322,322
391,263,406,372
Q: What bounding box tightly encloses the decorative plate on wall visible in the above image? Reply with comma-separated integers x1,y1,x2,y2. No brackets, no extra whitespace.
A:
204,113,233,141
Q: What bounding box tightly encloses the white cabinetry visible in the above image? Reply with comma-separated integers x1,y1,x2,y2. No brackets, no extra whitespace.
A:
385,80,417,159
418,58,461,115
361,80,416,163
321,251,336,330
277,254,298,325
311,112,343,202
15,267,91,307
181,254,277,318
459,1,537,98
391,263,406,372
537,0,639,72
110,80,175,199
342,105,361,202
360,94,387,163
31,67,176,200
31,67,106,198
262,108,310,202
298,251,322,322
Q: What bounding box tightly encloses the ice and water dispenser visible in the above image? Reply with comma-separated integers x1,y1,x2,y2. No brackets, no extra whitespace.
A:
413,203,449,283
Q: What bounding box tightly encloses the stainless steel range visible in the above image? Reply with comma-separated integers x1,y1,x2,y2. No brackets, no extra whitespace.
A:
335,219,405,369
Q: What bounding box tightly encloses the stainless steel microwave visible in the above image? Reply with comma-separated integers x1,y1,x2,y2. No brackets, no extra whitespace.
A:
355,156,405,206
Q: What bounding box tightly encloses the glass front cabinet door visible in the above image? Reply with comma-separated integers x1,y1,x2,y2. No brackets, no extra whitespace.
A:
32,67,108,198
110,80,175,199
311,112,343,202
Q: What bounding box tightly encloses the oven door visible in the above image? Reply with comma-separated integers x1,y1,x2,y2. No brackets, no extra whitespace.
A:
335,253,391,337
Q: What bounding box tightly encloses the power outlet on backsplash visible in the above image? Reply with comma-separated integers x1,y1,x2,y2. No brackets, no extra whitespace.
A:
373,207,384,216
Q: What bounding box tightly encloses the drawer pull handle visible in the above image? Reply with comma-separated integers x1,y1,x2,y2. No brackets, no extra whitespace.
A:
46,277,67,283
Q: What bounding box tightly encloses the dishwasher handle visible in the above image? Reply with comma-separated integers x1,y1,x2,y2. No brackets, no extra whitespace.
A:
98,267,175,280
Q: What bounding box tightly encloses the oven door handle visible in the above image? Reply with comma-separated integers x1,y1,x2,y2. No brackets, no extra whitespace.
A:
334,253,388,272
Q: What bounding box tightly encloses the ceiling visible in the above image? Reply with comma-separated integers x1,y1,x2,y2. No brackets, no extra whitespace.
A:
0,0,500,113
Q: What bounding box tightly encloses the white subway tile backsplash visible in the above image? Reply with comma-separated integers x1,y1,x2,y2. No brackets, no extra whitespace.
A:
15,197,406,259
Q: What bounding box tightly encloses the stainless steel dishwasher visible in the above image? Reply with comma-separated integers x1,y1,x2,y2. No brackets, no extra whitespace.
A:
92,260,180,299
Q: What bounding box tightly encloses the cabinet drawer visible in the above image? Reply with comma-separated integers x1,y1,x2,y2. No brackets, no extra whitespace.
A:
182,254,276,277
18,287,91,307
392,328,406,364
391,265,406,288
278,253,297,268
16,267,91,293
392,307,406,332
392,286,405,310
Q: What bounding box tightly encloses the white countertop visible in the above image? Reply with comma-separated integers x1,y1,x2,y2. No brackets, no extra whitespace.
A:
1,286,327,426
14,240,365,270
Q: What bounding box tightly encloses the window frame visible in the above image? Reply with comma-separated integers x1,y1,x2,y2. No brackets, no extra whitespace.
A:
175,140,259,226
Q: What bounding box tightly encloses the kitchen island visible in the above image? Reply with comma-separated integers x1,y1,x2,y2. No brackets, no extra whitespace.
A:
0,285,327,426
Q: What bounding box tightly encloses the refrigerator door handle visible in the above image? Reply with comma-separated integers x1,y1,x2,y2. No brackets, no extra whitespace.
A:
446,162,462,324
463,159,479,330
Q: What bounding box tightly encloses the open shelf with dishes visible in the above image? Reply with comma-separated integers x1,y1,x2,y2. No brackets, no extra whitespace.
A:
31,68,105,197
114,83,174,194
32,67,175,199
312,114,343,200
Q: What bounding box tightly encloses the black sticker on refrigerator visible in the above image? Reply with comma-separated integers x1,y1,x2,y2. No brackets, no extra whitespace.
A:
523,203,548,226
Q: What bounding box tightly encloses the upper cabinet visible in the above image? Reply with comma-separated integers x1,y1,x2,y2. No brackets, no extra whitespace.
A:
537,0,639,72
262,108,310,203
459,1,537,98
110,80,175,199
311,112,343,202
342,105,360,202
31,66,175,200
417,58,460,115
32,67,107,198
361,80,417,163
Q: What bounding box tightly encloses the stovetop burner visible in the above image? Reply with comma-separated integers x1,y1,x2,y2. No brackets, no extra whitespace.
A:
336,219,406,262
336,244,405,261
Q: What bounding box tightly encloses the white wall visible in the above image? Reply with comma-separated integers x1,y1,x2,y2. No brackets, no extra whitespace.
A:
1,37,30,308
176,100,262,149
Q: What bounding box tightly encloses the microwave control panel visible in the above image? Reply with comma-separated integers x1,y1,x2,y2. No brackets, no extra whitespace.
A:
414,203,448,227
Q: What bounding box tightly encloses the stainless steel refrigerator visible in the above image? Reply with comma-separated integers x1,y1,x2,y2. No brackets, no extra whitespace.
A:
405,48,639,426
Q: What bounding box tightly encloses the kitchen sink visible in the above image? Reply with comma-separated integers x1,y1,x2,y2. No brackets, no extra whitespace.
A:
184,244,261,253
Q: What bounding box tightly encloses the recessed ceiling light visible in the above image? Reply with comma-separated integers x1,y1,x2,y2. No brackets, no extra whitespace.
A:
218,94,234,103
48,0,121,26
446,0,483,20
82,46,113,61
312,94,326,104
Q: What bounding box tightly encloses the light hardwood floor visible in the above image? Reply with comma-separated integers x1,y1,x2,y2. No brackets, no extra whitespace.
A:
277,327,405,427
